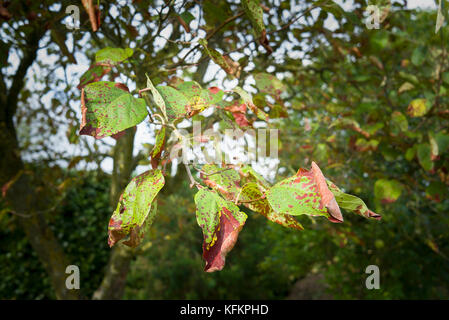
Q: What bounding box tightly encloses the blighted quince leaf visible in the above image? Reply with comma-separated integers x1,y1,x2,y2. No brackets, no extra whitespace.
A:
150,126,166,169
326,180,381,220
194,188,247,272
156,85,190,122
77,63,112,90
95,47,133,65
241,0,272,53
108,169,165,248
201,164,241,201
254,73,286,98
80,81,147,139
407,98,430,117
175,81,223,117
266,162,343,223
374,179,402,204
241,182,303,230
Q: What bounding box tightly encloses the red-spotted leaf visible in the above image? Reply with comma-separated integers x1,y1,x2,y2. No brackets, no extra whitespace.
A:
77,63,112,90
194,188,247,272
240,182,303,230
326,179,381,220
95,47,133,65
241,0,272,53
80,81,147,139
156,85,190,122
175,81,223,117
254,73,286,98
266,162,343,223
108,169,165,248
150,126,166,169
200,164,241,201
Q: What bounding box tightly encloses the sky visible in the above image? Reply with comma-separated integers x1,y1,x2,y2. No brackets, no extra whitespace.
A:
7,0,441,178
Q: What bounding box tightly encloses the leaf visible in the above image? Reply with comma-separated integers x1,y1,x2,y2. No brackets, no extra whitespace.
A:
411,46,427,66
242,0,264,37
156,85,191,122
326,180,381,220
151,126,166,169
201,164,241,201
390,111,408,133
145,75,167,120
95,47,133,65
266,162,343,223
374,179,402,204
239,165,271,189
199,39,241,78
175,81,223,117
194,188,247,272
254,73,286,98
240,182,303,230
407,98,430,117
436,0,445,34
233,86,269,121
108,169,165,248
417,143,434,171
80,81,147,139
241,0,272,53
77,63,112,90
398,82,414,94
177,11,195,33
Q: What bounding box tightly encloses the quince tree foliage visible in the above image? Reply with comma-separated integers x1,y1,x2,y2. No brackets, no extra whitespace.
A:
77,46,379,272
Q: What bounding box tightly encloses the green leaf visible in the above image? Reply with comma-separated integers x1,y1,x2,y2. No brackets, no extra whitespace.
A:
374,179,402,204
80,81,147,139
326,180,380,220
391,111,408,133
411,46,427,66
95,47,133,65
145,74,167,120
108,169,165,248
417,143,434,171
241,0,265,38
266,162,343,223
199,39,240,77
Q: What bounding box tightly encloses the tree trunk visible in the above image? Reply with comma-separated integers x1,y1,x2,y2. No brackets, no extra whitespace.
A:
0,27,81,299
